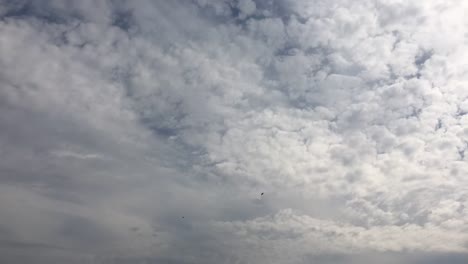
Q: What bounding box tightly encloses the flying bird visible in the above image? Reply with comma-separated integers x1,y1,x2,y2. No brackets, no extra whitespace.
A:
261,192,264,196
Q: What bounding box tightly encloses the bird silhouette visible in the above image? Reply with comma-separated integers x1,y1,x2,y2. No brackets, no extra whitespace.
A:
261,192,264,196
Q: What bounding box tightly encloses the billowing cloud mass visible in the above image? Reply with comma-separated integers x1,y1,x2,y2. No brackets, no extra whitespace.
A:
1,0,468,263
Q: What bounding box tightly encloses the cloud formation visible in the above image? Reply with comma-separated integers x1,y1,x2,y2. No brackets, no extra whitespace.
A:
1,0,468,263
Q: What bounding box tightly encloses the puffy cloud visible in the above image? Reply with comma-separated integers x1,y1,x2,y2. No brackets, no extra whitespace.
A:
0,0,468,263
212,209,468,264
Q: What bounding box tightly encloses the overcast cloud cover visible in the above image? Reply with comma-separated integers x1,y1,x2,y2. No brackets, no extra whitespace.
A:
1,0,468,263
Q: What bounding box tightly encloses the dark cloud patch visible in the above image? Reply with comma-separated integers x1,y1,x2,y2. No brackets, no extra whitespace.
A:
111,9,135,32
0,0,81,24
414,49,433,67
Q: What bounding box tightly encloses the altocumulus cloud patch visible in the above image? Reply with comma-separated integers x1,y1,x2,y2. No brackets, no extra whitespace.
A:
0,0,468,263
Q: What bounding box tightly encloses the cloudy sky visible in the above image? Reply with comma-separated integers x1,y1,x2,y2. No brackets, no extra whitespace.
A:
1,0,468,263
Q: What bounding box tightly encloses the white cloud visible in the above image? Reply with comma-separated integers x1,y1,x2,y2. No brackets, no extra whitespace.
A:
212,209,468,264
0,0,468,263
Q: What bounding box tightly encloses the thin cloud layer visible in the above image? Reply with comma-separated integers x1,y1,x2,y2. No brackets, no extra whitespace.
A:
0,0,468,263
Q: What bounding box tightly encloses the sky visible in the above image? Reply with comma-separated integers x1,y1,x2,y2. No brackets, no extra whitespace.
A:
0,0,468,263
